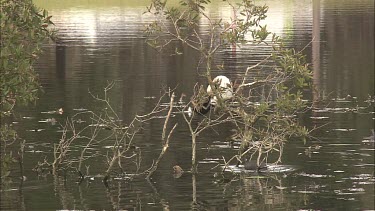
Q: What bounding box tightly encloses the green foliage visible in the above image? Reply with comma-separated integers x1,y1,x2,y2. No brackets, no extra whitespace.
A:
0,124,17,178
0,0,55,181
0,0,55,117
222,1,269,44
146,0,270,55
0,123,17,141
145,0,313,167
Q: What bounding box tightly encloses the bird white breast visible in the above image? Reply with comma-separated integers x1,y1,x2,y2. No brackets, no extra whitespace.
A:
207,75,233,105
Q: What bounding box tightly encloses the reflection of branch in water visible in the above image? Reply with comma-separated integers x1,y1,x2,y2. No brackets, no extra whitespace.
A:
0,179,25,210
190,173,209,210
105,181,121,210
18,180,26,211
146,178,170,210
218,172,289,208
16,139,26,211
105,180,147,210
218,173,239,196
77,182,90,211
192,173,196,207
53,174,76,210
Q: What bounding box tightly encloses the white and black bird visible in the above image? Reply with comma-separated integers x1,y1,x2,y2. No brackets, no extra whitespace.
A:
195,75,233,114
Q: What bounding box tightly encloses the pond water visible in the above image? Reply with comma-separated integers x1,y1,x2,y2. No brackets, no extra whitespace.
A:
2,0,374,210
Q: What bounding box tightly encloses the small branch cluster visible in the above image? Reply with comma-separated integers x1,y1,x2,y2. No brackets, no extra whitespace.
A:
33,82,173,182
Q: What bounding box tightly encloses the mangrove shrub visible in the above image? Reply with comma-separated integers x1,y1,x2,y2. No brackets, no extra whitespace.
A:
0,0,55,178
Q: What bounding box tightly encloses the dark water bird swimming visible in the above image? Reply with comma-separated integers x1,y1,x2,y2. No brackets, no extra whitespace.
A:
244,160,267,171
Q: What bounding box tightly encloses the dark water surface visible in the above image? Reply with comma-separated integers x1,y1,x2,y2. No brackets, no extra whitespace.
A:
1,0,374,210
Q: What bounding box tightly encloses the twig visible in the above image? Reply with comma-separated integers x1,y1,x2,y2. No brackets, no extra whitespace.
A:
146,123,178,180
162,92,175,140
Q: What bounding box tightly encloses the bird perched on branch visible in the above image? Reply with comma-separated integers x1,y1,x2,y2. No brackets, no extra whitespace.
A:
194,75,233,114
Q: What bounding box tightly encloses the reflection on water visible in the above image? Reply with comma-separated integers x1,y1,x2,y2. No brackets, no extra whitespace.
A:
2,0,374,210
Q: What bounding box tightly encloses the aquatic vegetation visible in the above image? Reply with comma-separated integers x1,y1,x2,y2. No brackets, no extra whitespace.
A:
145,0,313,172
0,0,55,181
0,0,55,116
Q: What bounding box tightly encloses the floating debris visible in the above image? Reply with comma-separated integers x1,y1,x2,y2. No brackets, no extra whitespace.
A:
153,114,175,119
346,174,374,181
74,119,86,124
22,116,35,119
281,115,297,118
89,124,108,127
298,172,330,178
347,188,365,192
331,95,359,102
202,158,221,161
332,99,351,103
296,190,318,194
144,96,156,99
362,131,374,144
313,107,355,113
27,150,44,153
41,108,63,115
354,163,375,167
335,188,365,195
353,152,372,157
113,175,132,181
173,165,184,178
224,164,295,173
328,143,360,146
88,124,116,130
353,181,375,185
209,143,232,149
310,116,329,119
27,129,45,132
362,139,375,144
198,160,220,164
103,145,125,149
334,190,355,195
38,118,57,125
331,128,356,132
73,108,88,111
313,109,330,113
337,197,356,201
275,186,287,190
